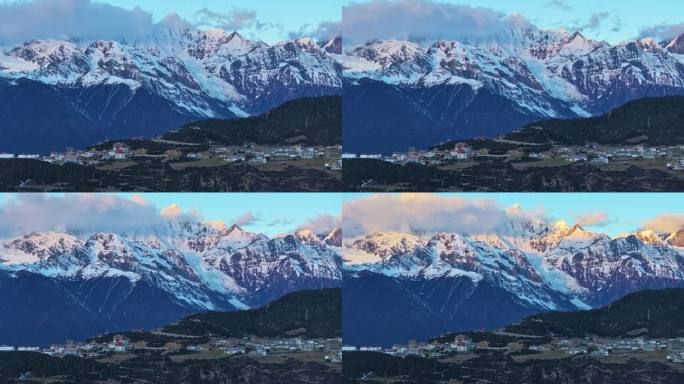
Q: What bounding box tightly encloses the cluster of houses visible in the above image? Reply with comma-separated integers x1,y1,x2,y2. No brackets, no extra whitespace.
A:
343,142,474,166
0,143,343,170
344,141,684,171
342,334,474,359
0,142,134,166
342,334,684,365
528,144,684,169
184,336,342,363
542,336,684,362
0,335,132,358
0,335,342,364
198,144,342,170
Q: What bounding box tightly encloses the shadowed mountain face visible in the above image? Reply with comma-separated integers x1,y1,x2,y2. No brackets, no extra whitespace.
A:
0,79,215,153
342,79,546,154
341,32,684,153
0,271,200,346
0,224,343,346
343,223,684,346
0,32,342,153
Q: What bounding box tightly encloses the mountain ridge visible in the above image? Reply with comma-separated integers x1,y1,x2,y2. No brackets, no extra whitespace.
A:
0,222,343,346
343,220,684,345
0,30,342,152
341,30,684,153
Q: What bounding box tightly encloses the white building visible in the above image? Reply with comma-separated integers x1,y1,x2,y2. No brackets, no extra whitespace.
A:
17,154,40,159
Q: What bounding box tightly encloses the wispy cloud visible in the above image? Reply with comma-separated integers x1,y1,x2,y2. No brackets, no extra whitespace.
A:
343,194,546,238
342,0,536,47
573,211,610,227
642,214,684,234
545,0,571,11
193,8,258,31
0,194,204,236
0,0,156,45
288,20,340,41
0,0,313,45
639,22,684,41
297,213,341,235
232,211,259,227
571,12,610,32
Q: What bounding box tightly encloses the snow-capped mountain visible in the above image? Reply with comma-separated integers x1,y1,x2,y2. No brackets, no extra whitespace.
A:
0,29,342,153
341,30,684,153
0,223,342,345
343,220,684,346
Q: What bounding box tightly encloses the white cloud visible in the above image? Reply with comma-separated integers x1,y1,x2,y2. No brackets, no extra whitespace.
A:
289,20,341,42
0,0,157,45
545,0,571,10
639,22,684,41
0,194,183,236
342,0,537,47
232,211,259,226
342,194,546,238
573,211,610,227
297,213,341,236
193,7,258,31
642,214,684,234
0,0,316,46
570,12,611,33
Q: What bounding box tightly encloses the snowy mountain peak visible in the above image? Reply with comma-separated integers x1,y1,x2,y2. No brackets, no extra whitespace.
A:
352,39,424,68
322,36,342,54
323,227,342,247
0,225,343,310
553,220,571,232
345,225,684,310
565,224,593,238
666,33,684,54
636,37,662,50
668,229,684,247
635,229,667,245
0,31,342,126
294,229,322,245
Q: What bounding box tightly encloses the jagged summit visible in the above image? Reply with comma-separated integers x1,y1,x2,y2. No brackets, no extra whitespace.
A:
0,29,342,152
0,222,344,310
345,219,684,309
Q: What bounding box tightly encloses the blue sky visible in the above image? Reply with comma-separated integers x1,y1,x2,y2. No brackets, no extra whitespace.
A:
343,193,684,236
0,193,342,236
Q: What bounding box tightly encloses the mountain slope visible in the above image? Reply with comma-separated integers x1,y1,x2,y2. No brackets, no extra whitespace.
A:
163,288,341,339
343,222,684,345
163,96,341,146
341,31,684,152
0,31,342,152
0,224,343,346
342,80,544,153
505,96,684,145
506,288,684,338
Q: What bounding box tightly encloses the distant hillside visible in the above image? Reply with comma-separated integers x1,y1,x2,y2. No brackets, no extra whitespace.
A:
162,288,341,339
162,96,341,146
505,96,684,145
506,288,684,338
